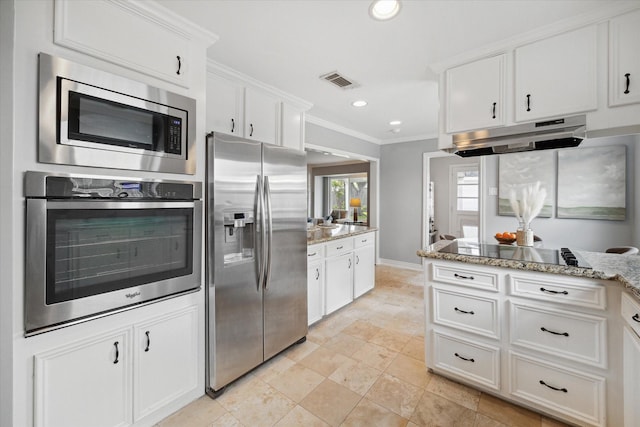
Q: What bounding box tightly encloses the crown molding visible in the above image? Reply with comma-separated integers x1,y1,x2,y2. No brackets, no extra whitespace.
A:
431,2,640,74
207,59,313,110
379,133,439,145
305,115,382,145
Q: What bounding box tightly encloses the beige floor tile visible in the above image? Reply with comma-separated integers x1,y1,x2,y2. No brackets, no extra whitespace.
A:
474,413,509,427
298,346,351,377
341,319,383,341
299,379,362,426
341,397,409,427
273,405,330,427
255,354,297,383
385,318,424,336
385,353,432,388
477,393,541,427
365,373,424,419
369,328,413,352
155,396,227,427
282,338,320,362
426,375,481,411
322,332,367,357
208,412,244,427
410,391,476,427
401,336,425,362
266,362,325,403
351,342,399,371
216,377,296,427
328,357,382,395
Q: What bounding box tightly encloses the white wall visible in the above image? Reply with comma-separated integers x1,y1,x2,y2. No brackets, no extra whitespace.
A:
482,134,638,251
0,1,15,425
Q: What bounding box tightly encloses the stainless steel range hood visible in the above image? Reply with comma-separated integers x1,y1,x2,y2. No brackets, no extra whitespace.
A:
451,115,586,157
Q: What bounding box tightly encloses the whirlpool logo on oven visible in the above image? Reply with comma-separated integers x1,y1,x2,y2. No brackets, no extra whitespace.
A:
125,291,141,299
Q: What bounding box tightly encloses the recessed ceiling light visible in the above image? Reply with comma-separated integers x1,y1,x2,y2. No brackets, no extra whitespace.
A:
390,128,401,134
352,100,368,107
389,120,402,126
369,0,402,21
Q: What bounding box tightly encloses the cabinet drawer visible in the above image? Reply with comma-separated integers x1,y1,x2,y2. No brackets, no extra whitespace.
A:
509,274,606,310
432,263,499,292
509,352,605,427
307,244,324,262
510,302,606,368
621,292,640,337
354,232,375,248
433,288,500,339
432,331,500,391
325,238,354,257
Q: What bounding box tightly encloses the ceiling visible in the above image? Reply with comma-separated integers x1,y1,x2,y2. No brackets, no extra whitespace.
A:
157,0,615,145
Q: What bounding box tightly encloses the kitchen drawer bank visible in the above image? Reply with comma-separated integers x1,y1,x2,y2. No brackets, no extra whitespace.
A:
307,227,377,325
419,247,639,427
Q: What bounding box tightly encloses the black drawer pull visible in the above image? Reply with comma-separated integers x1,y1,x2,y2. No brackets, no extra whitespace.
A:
454,307,475,315
632,313,640,323
336,246,343,250
539,380,567,393
308,252,317,257
176,55,182,75
454,352,475,362
145,331,150,352
540,287,568,295
492,102,496,119
113,341,120,364
541,327,569,337
526,94,531,111
624,73,631,94
315,268,320,280
454,273,474,280
250,123,254,137
231,118,235,133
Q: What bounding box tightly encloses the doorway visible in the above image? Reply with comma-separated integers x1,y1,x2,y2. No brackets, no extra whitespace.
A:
450,164,479,241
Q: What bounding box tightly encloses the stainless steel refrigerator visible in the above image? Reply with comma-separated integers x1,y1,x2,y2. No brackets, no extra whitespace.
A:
205,132,308,396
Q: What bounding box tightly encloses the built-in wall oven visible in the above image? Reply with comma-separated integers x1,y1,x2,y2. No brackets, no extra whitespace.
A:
24,171,202,336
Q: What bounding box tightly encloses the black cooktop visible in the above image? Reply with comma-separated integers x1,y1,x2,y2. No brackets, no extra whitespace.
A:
438,242,591,269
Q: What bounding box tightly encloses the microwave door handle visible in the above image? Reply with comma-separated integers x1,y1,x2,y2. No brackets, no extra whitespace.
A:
264,176,273,290
256,175,266,292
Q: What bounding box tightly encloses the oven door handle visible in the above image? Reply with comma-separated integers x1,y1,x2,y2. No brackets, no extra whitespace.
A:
45,201,196,210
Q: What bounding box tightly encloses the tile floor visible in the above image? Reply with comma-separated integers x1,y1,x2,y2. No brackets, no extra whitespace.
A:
156,265,569,427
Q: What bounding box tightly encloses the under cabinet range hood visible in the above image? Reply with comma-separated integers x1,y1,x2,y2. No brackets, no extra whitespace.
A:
451,115,587,157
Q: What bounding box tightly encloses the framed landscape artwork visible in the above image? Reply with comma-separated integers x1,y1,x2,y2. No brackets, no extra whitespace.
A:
557,145,626,220
498,151,554,217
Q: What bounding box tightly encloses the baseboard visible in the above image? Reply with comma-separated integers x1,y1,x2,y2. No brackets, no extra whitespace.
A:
377,258,423,271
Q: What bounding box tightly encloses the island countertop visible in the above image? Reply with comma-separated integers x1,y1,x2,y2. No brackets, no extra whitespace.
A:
307,224,377,245
418,240,640,301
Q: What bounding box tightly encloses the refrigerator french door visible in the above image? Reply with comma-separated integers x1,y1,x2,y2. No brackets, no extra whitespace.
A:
205,133,307,395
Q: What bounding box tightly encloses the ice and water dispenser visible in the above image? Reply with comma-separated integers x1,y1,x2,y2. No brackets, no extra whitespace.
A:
222,210,255,264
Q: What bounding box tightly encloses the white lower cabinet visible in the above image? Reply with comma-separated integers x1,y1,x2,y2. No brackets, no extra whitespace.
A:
34,306,198,427
425,261,624,427
353,239,375,298
307,243,325,325
622,292,640,427
325,251,354,315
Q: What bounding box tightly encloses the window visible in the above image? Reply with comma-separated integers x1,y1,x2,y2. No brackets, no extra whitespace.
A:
450,165,479,240
456,170,479,212
327,174,368,223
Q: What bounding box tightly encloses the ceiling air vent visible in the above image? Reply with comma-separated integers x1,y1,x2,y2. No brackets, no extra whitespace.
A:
320,71,358,89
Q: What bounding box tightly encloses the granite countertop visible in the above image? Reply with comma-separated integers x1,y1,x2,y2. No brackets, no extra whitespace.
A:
418,240,640,301
307,224,377,245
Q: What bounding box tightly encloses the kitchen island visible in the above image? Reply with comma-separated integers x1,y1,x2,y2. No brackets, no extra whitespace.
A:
418,240,640,427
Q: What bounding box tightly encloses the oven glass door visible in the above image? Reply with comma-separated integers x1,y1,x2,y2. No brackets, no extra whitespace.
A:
46,203,193,304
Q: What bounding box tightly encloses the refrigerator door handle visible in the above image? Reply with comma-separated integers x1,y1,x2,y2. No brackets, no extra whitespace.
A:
264,176,273,289
256,174,266,292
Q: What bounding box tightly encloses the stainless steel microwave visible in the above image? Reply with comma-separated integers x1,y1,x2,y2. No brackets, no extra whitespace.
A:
38,53,196,174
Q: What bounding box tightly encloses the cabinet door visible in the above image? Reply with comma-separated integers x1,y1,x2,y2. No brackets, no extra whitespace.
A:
206,73,244,135
609,9,640,107
54,0,191,87
515,25,597,121
325,253,354,314
281,102,305,150
34,330,132,427
623,327,640,427
353,244,375,298
446,55,506,133
308,259,325,325
134,306,198,421
245,87,279,145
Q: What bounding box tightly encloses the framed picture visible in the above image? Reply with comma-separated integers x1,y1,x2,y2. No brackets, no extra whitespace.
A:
557,146,626,220
498,151,554,217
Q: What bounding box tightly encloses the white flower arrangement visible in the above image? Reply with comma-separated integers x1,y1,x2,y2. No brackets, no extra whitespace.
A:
508,181,547,229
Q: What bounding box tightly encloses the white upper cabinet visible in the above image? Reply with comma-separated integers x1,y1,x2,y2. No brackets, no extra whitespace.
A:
244,87,280,145
281,102,306,151
514,25,598,122
206,73,244,135
54,0,217,88
609,9,640,107
446,55,506,133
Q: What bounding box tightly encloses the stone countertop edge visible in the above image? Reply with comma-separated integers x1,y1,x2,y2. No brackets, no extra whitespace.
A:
307,225,378,245
417,240,640,301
